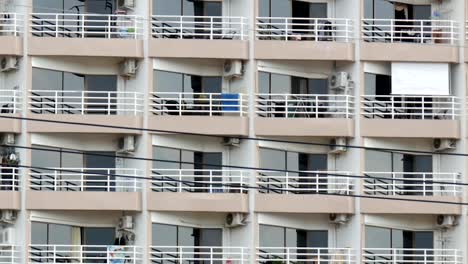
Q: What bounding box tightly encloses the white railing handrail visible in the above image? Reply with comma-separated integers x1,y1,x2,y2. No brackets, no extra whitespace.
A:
362,18,458,44
0,167,20,190
29,90,144,115
150,92,248,117
152,15,247,40
256,17,353,42
363,248,462,263
29,244,142,263
257,247,354,263
257,170,354,194
150,246,249,262
363,171,461,197
361,95,459,120
30,13,144,39
29,167,142,192
256,93,354,118
0,89,22,114
0,13,24,36
151,168,248,193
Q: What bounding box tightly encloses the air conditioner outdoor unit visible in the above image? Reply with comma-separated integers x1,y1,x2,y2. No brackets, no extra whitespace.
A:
223,60,243,78
0,228,14,244
2,133,14,145
118,135,135,154
223,137,240,147
225,213,245,228
119,59,137,77
118,216,134,230
0,210,16,224
329,72,350,90
433,138,456,152
329,137,347,154
329,214,349,224
0,57,18,72
436,215,457,228
118,0,135,9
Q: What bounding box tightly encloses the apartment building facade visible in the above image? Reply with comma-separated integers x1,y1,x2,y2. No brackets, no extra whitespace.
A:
0,0,467,263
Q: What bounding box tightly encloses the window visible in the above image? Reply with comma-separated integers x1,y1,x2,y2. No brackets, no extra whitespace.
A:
33,0,117,14
259,148,328,194
152,146,224,193
153,0,222,16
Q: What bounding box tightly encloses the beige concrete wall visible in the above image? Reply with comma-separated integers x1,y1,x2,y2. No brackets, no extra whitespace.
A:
361,119,460,139
28,37,144,58
255,194,355,214
0,114,22,133
149,39,249,59
26,191,142,211
147,192,249,212
148,116,249,136
361,196,462,215
360,42,459,63
255,41,355,61
0,36,23,56
254,118,355,137
0,191,21,210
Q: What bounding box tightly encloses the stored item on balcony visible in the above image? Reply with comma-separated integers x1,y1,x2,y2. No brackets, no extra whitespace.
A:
221,93,240,112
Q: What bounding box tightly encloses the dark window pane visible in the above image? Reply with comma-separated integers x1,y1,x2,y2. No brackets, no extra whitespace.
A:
48,224,72,245
364,0,373,19
31,222,48,244
271,0,291,17
413,5,431,20
259,225,284,247
259,148,285,170
33,0,64,13
204,2,222,16
259,0,271,17
32,68,62,91
154,70,184,94
83,227,115,245
152,223,177,246
310,3,327,18
258,72,270,94
365,226,391,248
86,0,115,14
153,146,181,169
202,77,222,93
307,230,328,247
153,0,182,15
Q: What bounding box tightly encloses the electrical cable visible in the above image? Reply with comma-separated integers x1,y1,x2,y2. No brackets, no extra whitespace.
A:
0,114,464,157
5,162,468,206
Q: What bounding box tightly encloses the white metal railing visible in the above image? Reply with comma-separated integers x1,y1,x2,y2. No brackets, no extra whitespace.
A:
363,248,462,264
29,168,141,192
0,167,19,191
150,246,249,263
0,90,21,114
257,171,353,195
150,92,248,117
257,247,354,263
256,17,353,42
256,94,354,118
151,169,248,193
0,13,23,36
363,172,461,197
0,245,19,264
361,95,459,120
29,90,144,115
29,245,142,263
362,19,458,44
30,13,144,39
151,15,247,40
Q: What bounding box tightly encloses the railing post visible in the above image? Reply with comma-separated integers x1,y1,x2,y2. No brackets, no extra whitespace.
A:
107,15,111,38
54,91,58,114
133,170,137,192
12,91,16,114
422,96,425,119
452,97,455,120
286,248,290,263
107,169,111,192
107,92,111,115
179,93,182,116
285,95,289,117
53,170,57,191
315,95,319,118
81,15,85,38
81,91,85,115
420,20,424,43
239,94,243,116
285,172,289,194
315,18,319,41
240,18,244,40
209,170,213,193
345,96,349,119
209,93,213,116
210,248,213,264
179,247,183,263
345,19,349,42
318,249,321,263
134,92,137,116
393,249,397,264
392,173,396,196
423,173,427,196
81,168,84,191
179,16,183,39
390,19,394,42
210,17,213,40
55,14,59,37
53,246,56,263
391,97,395,119
134,16,138,40
450,21,455,45
179,170,182,193
13,13,17,36
285,18,288,41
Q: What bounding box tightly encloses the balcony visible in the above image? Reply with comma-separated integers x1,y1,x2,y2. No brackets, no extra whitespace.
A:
26,168,142,211
29,245,142,263
0,13,23,55
150,246,249,264
362,248,462,264
148,169,249,212
255,171,354,214
361,19,458,62
29,13,144,57
257,247,354,264
361,95,460,138
0,89,22,133
0,167,20,210
362,172,461,215
27,90,144,133
255,94,354,137
150,15,248,59
0,245,19,264
255,18,354,60
148,92,248,135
